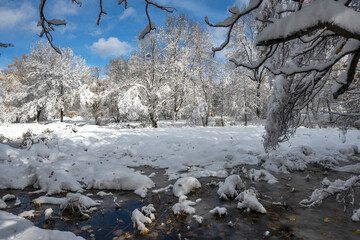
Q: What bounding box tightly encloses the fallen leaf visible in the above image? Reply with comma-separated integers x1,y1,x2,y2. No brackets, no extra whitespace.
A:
140,229,149,235
124,232,131,238
323,217,330,223
289,217,295,221
355,229,360,236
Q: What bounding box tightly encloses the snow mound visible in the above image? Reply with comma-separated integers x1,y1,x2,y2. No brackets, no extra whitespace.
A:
141,204,156,221
0,165,36,189
134,186,148,198
173,177,201,197
172,195,196,215
209,207,227,216
2,194,16,201
236,189,266,214
217,175,245,200
96,191,113,198
0,210,85,240
132,209,152,235
0,199,7,209
44,208,53,221
193,215,203,224
18,210,36,219
32,168,83,195
33,196,67,206
352,208,360,221
243,168,278,184
87,170,154,191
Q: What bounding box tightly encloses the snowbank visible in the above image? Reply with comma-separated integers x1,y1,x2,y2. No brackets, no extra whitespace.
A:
0,210,84,240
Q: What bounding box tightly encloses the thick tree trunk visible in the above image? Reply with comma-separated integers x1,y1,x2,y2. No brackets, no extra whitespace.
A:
149,112,158,128
37,109,42,122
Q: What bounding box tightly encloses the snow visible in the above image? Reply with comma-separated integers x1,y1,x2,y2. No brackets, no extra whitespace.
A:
0,122,358,198
134,186,148,198
18,210,35,218
0,199,7,209
217,175,245,200
44,208,53,221
172,195,197,215
352,208,360,221
209,207,227,216
33,196,67,205
236,188,266,214
96,191,113,198
300,175,360,207
193,215,203,224
242,168,278,184
173,177,201,197
131,209,152,234
0,210,84,240
257,0,360,45
2,194,16,202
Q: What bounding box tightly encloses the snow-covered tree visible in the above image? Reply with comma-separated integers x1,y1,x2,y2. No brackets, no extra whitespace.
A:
127,32,170,127
79,67,107,125
206,0,360,150
3,42,87,122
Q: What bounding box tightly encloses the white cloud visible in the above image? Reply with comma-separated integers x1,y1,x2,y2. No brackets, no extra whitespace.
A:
119,7,137,21
0,2,38,33
50,0,79,18
90,37,133,59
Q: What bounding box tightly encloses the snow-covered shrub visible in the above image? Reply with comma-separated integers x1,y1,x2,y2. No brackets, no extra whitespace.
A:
172,195,196,215
209,207,227,217
60,193,100,217
132,209,152,235
242,168,278,184
173,177,201,197
352,208,360,221
217,175,245,200
300,175,360,208
236,188,266,214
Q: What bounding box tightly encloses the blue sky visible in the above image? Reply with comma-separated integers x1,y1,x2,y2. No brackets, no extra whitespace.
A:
0,0,248,71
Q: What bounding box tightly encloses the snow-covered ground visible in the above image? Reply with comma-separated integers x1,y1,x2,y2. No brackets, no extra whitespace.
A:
0,119,359,239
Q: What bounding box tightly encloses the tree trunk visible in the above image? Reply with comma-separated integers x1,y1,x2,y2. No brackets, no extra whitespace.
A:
149,112,158,128
60,109,64,122
37,109,42,122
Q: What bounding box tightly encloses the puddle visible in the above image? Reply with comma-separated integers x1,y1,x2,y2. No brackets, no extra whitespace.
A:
2,164,360,239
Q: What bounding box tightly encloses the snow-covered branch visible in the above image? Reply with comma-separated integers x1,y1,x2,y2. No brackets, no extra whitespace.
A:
257,0,360,46
299,176,360,208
